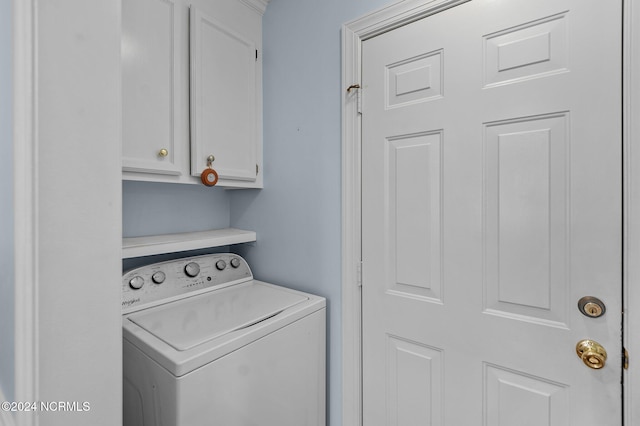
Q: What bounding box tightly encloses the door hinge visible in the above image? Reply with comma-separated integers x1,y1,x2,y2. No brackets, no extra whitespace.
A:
624,347,629,370
357,261,363,287
347,83,362,114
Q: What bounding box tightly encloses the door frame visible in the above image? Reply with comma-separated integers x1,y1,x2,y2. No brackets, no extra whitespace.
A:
341,0,638,424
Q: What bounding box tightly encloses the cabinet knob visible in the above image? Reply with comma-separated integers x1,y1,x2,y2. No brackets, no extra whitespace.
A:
158,148,169,157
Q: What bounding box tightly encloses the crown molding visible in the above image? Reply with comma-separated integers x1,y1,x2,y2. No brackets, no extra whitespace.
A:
239,0,269,15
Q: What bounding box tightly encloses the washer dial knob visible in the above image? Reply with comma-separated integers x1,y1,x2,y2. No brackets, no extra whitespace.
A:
152,271,166,284
129,276,145,290
230,257,241,268
215,260,227,271
184,262,200,277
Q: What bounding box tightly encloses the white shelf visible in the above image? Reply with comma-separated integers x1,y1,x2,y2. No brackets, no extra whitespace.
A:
122,228,256,259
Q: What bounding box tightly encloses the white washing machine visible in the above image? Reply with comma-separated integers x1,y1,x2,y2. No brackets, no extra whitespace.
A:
122,253,326,426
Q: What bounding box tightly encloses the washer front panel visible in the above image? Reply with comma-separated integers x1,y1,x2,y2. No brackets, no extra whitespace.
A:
122,253,252,314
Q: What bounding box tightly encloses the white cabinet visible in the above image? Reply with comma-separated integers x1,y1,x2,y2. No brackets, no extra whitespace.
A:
122,0,266,188
122,0,183,177
190,7,258,182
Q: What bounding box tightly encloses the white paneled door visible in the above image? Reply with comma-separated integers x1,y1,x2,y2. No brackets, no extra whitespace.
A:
361,0,622,424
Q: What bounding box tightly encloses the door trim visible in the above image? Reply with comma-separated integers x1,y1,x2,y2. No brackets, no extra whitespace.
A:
341,1,635,425
623,0,639,423
12,0,38,425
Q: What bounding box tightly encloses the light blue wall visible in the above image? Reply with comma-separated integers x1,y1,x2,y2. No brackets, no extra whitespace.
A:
123,181,230,237
122,181,232,271
0,0,14,403
229,1,390,424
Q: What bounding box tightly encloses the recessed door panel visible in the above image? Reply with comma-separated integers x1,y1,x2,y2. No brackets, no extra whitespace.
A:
386,132,443,303
387,335,443,426
484,113,569,326
483,12,569,87
484,363,569,426
386,50,444,107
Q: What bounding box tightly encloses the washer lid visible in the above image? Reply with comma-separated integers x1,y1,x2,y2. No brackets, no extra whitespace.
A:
127,282,308,351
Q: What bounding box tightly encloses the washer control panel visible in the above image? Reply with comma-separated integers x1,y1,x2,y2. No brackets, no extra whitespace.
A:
122,253,252,314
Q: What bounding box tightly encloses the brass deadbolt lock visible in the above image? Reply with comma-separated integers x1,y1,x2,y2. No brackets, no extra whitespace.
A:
578,296,606,318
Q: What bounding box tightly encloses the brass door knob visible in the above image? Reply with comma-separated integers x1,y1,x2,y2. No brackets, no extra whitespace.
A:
158,148,169,157
576,339,607,369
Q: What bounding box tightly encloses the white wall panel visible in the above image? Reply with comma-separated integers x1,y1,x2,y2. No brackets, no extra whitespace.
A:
35,1,122,424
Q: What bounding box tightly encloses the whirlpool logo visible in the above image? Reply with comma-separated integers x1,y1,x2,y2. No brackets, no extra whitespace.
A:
122,298,140,307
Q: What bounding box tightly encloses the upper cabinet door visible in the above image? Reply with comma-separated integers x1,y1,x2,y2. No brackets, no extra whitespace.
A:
189,6,258,182
122,0,183,175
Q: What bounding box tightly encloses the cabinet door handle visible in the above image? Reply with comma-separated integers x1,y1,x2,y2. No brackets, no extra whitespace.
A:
158,148,169,157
